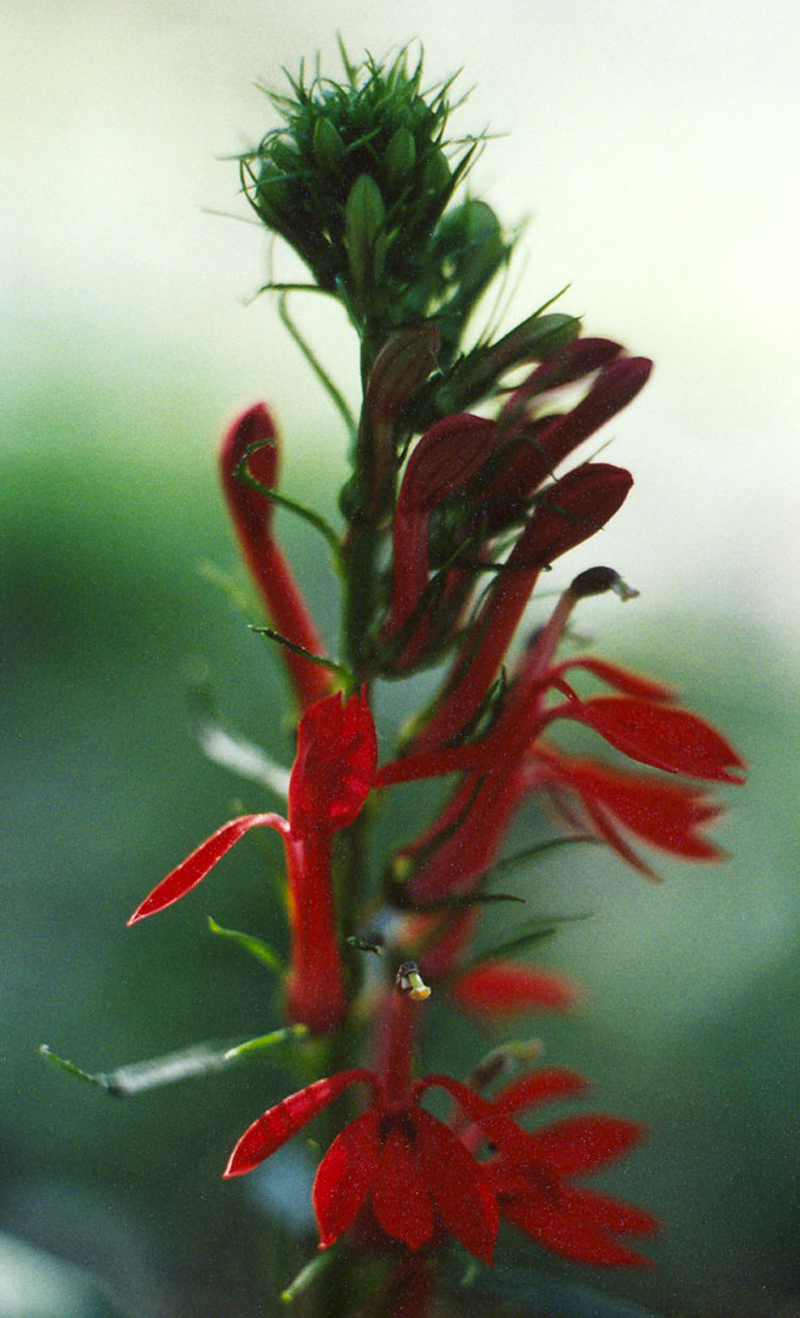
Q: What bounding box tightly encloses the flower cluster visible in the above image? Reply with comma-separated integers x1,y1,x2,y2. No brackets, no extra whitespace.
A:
71,45,747,1314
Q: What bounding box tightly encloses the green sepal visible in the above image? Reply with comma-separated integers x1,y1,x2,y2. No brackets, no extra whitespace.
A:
223,1024,308,1063
235,436,344,556
434,311,581,416
207,915,285,973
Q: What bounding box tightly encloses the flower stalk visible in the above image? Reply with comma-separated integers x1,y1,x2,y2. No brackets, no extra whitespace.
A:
47,42,747,1318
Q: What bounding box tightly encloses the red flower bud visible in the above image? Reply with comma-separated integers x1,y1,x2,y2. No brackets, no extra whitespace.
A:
220,404,332,710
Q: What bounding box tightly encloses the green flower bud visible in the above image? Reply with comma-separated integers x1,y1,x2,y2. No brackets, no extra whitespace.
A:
313,118,345,172
344,174,386,303
384,127,416,191
420,147,451,199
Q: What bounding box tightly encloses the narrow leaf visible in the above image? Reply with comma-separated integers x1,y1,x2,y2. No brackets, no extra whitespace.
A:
249,624,350,679
41,1040,237,1096
223,1024,308,1062
207,916,285,973
281,1243,342,1305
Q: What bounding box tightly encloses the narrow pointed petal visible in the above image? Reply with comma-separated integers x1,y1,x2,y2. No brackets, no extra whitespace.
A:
418,1074,547,1165
534,357,653,476
313,1109,380,1246
528,1114,645,1176
553,696,746,783
127,813,289,925
451,962,579,1017
414,1109,498,1264
288,689,378,833
224,1069,375,1177
492,1068,589,1114
562,1187,660,1237
581,797,660,878
501,1194,655,1267
370,1126,435,1250
541,751,724,862
554,657,675,702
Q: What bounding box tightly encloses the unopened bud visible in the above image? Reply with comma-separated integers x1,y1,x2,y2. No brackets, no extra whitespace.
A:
367,324,441,421
313,117,345,171
345,174,386,300
396,960,431,1001
384,126,416,189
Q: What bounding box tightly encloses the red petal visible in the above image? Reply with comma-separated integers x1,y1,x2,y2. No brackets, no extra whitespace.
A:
127,813,289,925
535,357,653,476
581,797,660,878
554,657,675,702
418,1074,545,1166
451,962,580,1017
370,1125,435,1250
414,1109,498,1264
288,689,378,833
501,1193,654,1267
313,1109,380,1246
562,1186,660,1237
499,338,624,423
224,1069,376,1178
528,1115,645,1176
552,696,746,783
514,463,633,569
543,751,724,862
492,1068,589,1114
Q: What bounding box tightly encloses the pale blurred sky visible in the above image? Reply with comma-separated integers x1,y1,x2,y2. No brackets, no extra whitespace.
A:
4,0,800,651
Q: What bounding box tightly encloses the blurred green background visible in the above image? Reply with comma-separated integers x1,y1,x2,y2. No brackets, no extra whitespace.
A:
4,2,799,1315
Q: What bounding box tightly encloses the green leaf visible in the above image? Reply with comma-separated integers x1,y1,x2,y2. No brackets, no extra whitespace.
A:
248,624,350,681
207,915,285,973
223,1025,308,1063
40,1041,236,1096
41,1026,307,1097
281,1242,343,1304
478,912,592,964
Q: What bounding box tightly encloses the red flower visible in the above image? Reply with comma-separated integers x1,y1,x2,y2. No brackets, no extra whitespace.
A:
224,1047,656,1268
379,573,744,964
220,404,332,710
224,1064,505,1262
409,462,633,754
128,690,378,1034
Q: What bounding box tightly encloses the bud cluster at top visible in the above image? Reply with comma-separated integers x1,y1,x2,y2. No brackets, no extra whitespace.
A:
240,45,513,357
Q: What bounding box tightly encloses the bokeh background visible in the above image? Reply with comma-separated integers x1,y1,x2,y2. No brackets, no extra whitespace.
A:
3,2,799,1315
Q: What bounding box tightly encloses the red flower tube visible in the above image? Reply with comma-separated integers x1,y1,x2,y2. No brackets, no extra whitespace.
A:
220,403,333,710
128,690,378,1034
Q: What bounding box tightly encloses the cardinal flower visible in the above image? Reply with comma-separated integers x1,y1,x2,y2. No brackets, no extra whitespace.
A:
224,987,657,1268
128,689,377,1033
376,568,745,987
483,1069,659,1267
